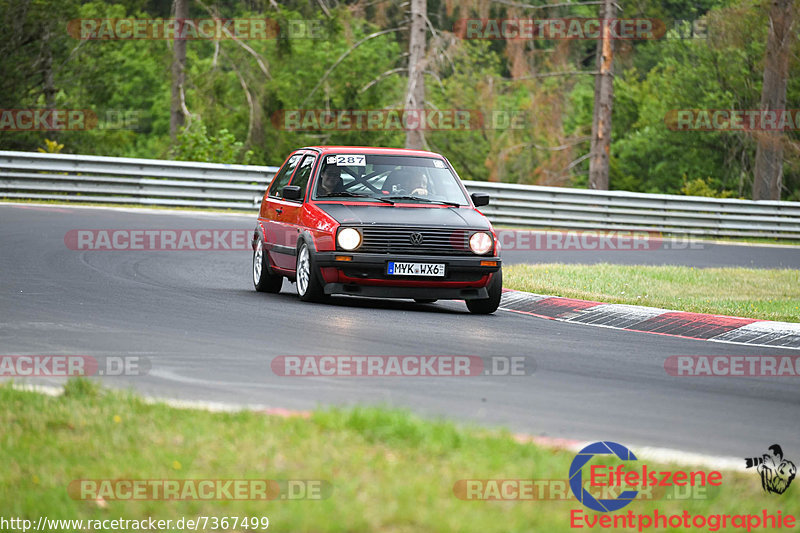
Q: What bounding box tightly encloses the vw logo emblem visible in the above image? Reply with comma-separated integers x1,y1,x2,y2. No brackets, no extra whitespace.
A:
409,232,424,246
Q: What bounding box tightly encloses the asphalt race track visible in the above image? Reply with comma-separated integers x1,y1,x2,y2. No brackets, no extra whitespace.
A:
2,203,800,458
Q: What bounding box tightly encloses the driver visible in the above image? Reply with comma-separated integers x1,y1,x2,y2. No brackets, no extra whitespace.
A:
408,172,429,196
318,165,345,196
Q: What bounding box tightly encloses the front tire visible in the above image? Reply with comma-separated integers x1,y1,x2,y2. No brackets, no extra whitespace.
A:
295,242,327,302
466,269,502,314
253,238,283,293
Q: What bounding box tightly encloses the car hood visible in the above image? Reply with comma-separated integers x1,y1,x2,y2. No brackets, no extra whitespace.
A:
316,203,491,229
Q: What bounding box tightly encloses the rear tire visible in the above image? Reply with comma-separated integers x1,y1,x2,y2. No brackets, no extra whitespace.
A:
414,299,438,304
295,242,327,302
253,238,283,293
466,269,502,315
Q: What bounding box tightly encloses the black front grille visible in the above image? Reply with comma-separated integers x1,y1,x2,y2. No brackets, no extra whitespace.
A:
357,226,477,256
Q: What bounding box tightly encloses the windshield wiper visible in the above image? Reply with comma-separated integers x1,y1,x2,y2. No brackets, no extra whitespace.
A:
385,195,462,207
320,191,394,204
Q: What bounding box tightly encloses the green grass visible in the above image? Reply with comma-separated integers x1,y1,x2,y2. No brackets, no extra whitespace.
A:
1,381,797,532
505,263,800,322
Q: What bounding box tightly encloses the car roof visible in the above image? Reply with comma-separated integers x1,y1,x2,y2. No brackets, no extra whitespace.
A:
299,146,445,158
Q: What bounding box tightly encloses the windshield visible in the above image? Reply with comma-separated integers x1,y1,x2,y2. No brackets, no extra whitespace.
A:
312,154,470,206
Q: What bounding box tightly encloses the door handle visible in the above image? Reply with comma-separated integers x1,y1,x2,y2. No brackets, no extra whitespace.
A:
276,208,283,214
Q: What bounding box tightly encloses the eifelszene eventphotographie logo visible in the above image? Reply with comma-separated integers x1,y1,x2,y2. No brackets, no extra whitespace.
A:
568,441,722,513
745,444,796,495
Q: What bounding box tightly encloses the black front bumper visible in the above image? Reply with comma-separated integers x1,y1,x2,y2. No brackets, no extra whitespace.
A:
323,283,491,300
313,252,501,300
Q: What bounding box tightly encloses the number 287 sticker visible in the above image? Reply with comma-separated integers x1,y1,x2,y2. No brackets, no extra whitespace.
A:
333,155,366,166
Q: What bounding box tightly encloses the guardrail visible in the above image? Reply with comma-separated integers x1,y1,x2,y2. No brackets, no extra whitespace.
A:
2,150,800,239
467,181,800,239
0,151,278,210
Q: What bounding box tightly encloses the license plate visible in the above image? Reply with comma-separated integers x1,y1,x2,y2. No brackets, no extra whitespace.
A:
387,262,445,277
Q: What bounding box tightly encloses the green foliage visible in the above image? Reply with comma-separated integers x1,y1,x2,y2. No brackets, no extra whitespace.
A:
681,175,737,198
608,0,799,198
0,0,797,199
170,120,253,164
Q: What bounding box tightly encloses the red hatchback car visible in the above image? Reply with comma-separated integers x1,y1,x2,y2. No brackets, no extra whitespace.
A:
251,146,503,314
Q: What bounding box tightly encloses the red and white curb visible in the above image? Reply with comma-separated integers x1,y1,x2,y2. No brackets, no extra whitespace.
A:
500,290,800,349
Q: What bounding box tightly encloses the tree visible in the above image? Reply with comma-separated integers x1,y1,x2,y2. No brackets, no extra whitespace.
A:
404,0,426,150
170,0,189,141
753,0,795,200
588,0,616,190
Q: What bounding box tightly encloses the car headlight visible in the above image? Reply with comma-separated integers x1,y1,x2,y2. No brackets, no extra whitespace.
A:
469,232,493,255
337,227,362,251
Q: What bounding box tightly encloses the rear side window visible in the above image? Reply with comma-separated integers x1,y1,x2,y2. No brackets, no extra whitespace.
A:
288,155,316,200
268,154,302,198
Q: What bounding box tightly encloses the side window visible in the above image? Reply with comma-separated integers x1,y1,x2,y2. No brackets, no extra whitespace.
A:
288,155,316,200
267,154,302,198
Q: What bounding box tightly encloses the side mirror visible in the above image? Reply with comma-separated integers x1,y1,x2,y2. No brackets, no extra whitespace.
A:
282,185,302,201
471,192,490,207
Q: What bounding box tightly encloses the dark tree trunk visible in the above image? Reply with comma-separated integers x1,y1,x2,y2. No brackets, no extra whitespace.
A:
404,0,426,150
588,0,616,190
170,0,189,141
753,0,794,200
42,27,56,110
